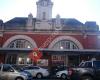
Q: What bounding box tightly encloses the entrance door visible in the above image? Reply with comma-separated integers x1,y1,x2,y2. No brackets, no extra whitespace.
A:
51,55,66,66
0,54,5,63
5,54,17,64
68,55,79,67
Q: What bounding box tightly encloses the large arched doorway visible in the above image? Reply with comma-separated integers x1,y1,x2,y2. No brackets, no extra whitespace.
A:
6,39,34,64
49,36,83,67
3,35,37,65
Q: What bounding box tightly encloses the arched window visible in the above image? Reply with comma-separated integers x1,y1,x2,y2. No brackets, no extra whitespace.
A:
52,40,79,49
7,39,33,48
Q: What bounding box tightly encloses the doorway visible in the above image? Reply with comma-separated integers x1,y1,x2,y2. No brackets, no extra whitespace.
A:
5,54,17,64
68,55,79,67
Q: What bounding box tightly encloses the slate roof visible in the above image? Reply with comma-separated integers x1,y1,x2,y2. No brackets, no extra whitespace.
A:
4,17,27,29
3,17,98,31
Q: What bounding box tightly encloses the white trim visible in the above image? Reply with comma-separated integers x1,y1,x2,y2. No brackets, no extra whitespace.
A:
3,35,37,48
48,36,83,49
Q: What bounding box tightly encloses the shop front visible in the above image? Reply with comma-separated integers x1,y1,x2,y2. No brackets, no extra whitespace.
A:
0,48,100,68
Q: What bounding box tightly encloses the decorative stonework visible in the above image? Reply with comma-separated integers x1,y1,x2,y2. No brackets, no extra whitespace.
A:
48,36,83,49
55,14,62,30
35,21,52,30
26,13,34,30
3,35,37,48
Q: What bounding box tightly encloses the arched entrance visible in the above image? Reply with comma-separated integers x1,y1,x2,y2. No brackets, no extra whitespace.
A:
3,35,37,64
48,36,83,66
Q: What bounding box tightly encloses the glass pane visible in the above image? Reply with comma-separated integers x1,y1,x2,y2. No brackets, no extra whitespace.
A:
52,40,79,49
7,39,33,48
3,65,13,72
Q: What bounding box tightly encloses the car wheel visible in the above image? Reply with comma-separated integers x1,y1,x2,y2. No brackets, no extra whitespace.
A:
15,77,24,80
81,76,93,80
36,73,43,79
61,74,67,79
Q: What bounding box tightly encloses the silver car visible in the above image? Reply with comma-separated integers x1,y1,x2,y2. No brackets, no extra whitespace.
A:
0,64,32,80
23,66,49,79
56,70,68,79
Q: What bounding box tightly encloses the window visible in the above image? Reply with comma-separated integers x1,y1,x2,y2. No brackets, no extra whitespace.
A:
84,62,92,67
8,39,33,48
52,40,79,49
43,12,46,20
3,65,14,72
18,55,33,65
79,62,85,67
24,66,39,70
32,67,39,69
6,55,17,64
52,55,65,64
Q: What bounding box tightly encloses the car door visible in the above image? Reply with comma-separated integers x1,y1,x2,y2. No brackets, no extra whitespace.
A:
1,64,15,80
0,64,10,80
31,66,40,76
24,66,35,77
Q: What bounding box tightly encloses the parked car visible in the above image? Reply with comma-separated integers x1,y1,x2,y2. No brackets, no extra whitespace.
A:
50,65,72,79
50,65,67,75
0,64,33,80
23,65,49,79
71,60,100,80
56,70,69,79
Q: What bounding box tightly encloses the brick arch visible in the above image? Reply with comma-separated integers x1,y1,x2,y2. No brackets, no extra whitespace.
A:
48,36,83,49
3,35,37,48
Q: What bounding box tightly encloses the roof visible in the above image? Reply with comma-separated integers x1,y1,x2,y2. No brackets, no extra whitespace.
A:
4,17,27,30
63,18,83,26
3,17,98,31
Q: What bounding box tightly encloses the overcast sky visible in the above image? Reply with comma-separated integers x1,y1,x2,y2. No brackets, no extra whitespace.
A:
0,0,100,26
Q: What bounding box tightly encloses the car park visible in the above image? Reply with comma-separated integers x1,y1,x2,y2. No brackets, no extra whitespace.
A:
0,64,32,80
23,65,49,79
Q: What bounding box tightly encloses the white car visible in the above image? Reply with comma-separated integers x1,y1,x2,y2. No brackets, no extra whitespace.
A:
56,70,69,79
23,66,49,79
